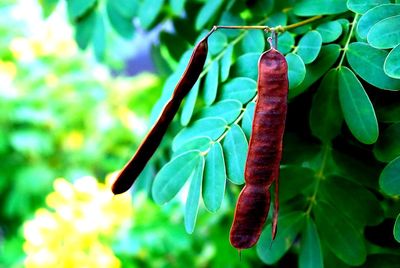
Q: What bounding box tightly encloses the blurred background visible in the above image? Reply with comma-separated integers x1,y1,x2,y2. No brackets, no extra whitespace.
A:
0,0,261,267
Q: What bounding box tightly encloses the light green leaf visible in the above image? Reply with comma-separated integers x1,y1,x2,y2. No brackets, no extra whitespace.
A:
367,15,400,49
220,45,233,82
347,0,390,14
316,20,343,43
173,117,227,151
203,142,226,212
296,31,322,64
169,0,186,15
92,13,106,60
278,31,295,54
181,80,200,126
309,69,342,142
294,0,348,16
139,0,164,29
395,214,400,242
208,31,228,56
40,0,60,18
384,44,400,79
197,99,242,124
379,156,400,196
108,0,138,18
231,53,260,81
67,0,96,19
299,218,323,268
290,44,341,98
203,61,219,105
257,212,305,265
286,53,306,89
374,122,400,162
185,157,204,233
241,101,255,140
357,4,400,39
338,66,378,144
314,201,367,266
152,150,202,204
222,124,248,184
107,1,134,38
173,136,212,157
347,42,400,90
241,30,266,54
195,0,224,30
75,11,97,50
220,77,257,103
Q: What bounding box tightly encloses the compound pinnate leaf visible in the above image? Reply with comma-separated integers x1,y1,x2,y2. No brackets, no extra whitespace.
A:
220,77,257,103
367,15,400,49
316,20,343,43
296,31,322,64
173,136,212,157
197,99,242,124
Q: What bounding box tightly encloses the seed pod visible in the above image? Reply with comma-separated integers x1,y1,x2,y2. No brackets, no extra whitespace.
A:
112,35,210,195
230,44,288,249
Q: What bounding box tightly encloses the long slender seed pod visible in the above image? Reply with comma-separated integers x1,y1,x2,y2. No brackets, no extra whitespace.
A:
230,44,288,249
112,35,210,195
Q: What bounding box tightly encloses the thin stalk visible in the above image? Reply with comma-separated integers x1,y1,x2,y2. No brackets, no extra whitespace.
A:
337,14,359,68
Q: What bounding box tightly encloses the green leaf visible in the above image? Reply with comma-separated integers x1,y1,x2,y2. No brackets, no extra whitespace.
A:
241,101,255,140
316,20,343,43
222,124,248,184
220,45,233,82
364,254,400,267
196,99,242,124
208,31,228,56
231,53,260,81
347,42,400,90
374,123,400,162
379,156,400,196
108,0,138,18
152,150,202,204
314,201,367,266
310,69,342,142
185,157,204,233
181,80,200,126
169,0,186,15
241,30,265,54
67,0,96,19
279,166,315,202
92,13,106,60
173,136,212,157
173,117,227,151
40,0,60,18
384,44,400,79
347,0,390,14
195,0,224,30
278,31,295,54
293,0,348,16
296,31,322,64
139,0,164,29
203,142,226,212
367,15,400,49
286,53,306,89
338,66,378,144
290,44,341,98
357,4,400,39
394,214,400,242
203,61,219,105
257,212,305,265
299,218,323,268
75,11,97,50
106,1,134,38
220,77,257,103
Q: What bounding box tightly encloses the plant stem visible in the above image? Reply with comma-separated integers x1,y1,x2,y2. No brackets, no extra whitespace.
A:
337,14,359,68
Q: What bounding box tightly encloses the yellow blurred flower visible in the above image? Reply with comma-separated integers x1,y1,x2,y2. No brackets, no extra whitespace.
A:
23,175,133,268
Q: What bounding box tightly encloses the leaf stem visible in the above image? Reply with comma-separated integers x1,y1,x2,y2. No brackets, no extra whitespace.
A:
337,14,359,68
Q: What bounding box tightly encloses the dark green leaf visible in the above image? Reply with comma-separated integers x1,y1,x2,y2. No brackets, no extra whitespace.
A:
152,150,203,204
279,166,315,202
347,42,400,90
290,44,341,98
185,157,204,233
107,1,134,38
257,211,305,265
357,4,400,39
203,142,226,212
367,15,400,49
181,80,200,126
220,45,233,82
208,31,228,56
384,44,400,79
139,0,164,29
286,53,306,89
314,201,367,266
374,123,400,162
338,66,378,144
299,218,323,268
363,254,400,268
294,0,348,16
316,20,343,43
395,214,400,242
222,124,248,184
347,0,390,14
195,0,224,30
241,101,255,140
75,11,97,50
241,30,265,54
197,99,242,124
278,31,295,54
231,53,260,81
67,0,96,19
296,31,322,64
203,61,219,105
173,117,227,151
310,69,342,142
379,156,400,196
220,77,257,103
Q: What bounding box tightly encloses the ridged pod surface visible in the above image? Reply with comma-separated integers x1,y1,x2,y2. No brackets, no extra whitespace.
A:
230,46,288,249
